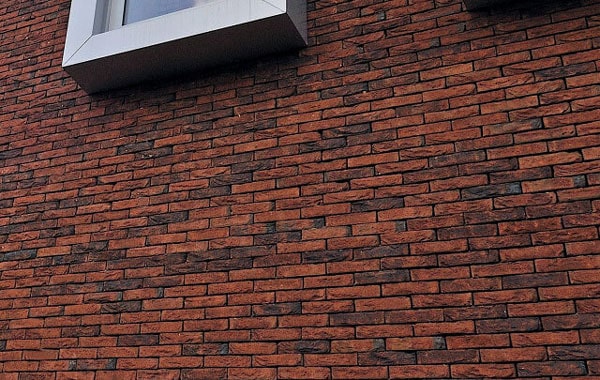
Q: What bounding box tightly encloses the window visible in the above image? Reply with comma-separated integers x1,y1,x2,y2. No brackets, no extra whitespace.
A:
123,0,215,25
100,0,221,31
62,0,307,93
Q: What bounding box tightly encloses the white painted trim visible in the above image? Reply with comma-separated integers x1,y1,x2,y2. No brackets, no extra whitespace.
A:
63,0,289,66
62,0,306,93
66,1,283,65
106,0,125,31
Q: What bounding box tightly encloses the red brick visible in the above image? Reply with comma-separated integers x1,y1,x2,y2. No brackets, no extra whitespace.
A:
570,268,600,284
278,367,330,379
355,296,411,311
520,152,583,168
229,368,276,379
517,361,588,377
228,342,276,355
1,1,600,378
181,369,226,380
414,321,474,336
539,283,600,302
159,356,203,368
387,336,444,351
581,328,600,344
500,244,564,261
332,366,387,379
390,364,449,379
452,363,517,378
509,301,576,317
511,331,579,347
498,217,562,234
446,334,509,349
490,347,549,364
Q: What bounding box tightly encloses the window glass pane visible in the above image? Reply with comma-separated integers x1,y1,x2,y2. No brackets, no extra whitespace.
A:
124,0,214,25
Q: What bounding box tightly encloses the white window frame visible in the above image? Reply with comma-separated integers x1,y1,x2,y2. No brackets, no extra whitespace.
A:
62,0,307,93
104,0,125,31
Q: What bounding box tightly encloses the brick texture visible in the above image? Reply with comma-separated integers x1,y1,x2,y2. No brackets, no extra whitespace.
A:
1,0,599,378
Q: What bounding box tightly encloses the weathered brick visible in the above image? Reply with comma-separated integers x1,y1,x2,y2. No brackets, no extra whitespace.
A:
451,363,516,378
476,317,541,333
278,366,330,379
331,366,387,379
517,361,588,377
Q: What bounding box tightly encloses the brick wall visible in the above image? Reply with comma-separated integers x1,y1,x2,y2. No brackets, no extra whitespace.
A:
1,0,599,378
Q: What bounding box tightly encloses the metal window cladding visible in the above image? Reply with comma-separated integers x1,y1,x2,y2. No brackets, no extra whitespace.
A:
62,0,307,93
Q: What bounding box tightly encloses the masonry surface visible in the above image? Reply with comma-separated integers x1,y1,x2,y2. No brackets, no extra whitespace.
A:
1,0,600,379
